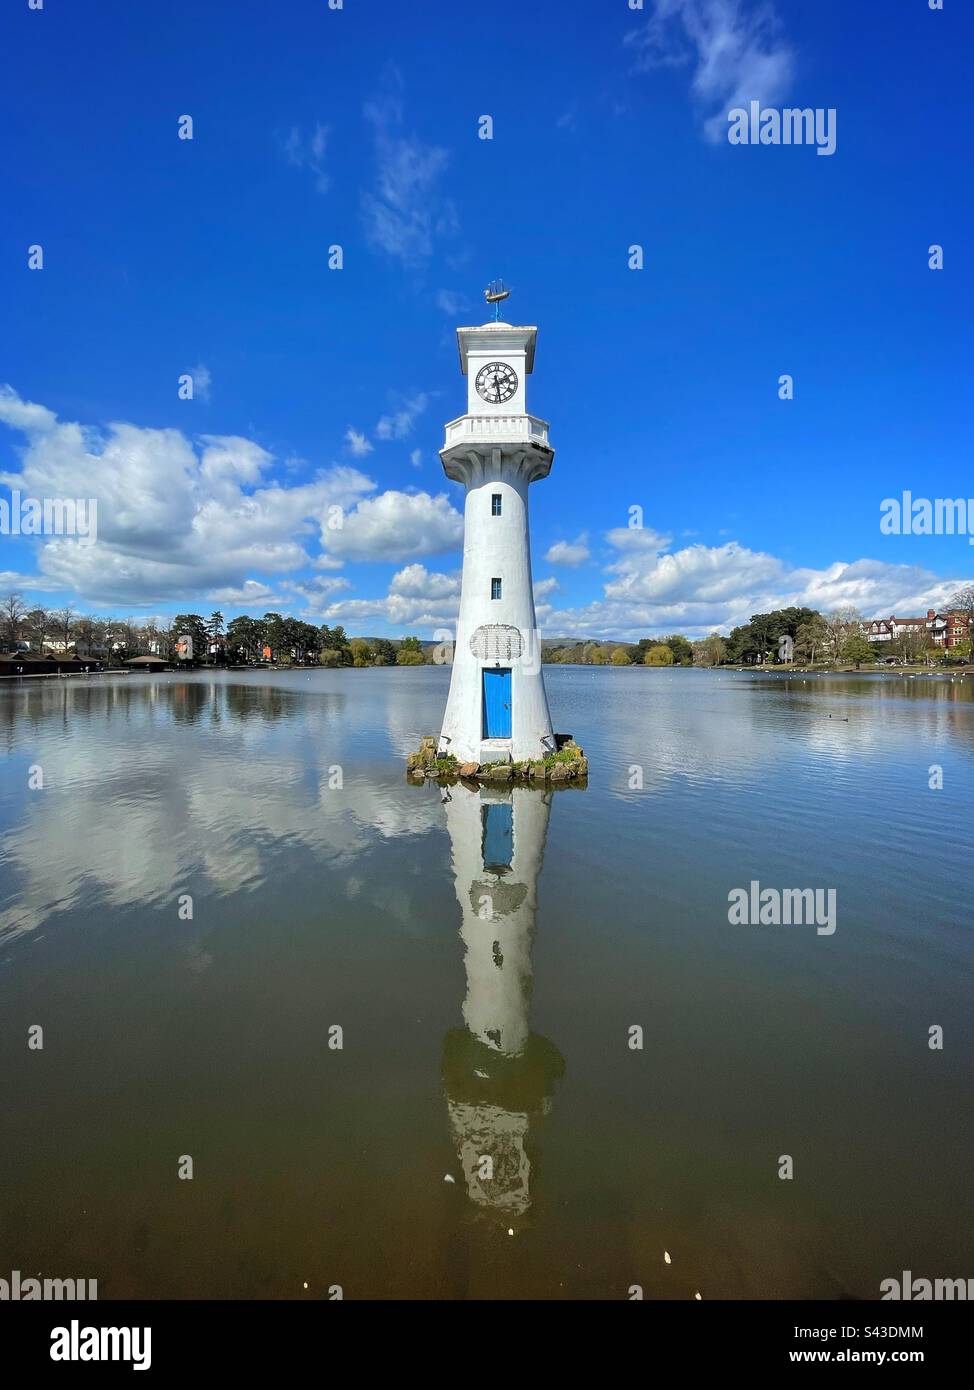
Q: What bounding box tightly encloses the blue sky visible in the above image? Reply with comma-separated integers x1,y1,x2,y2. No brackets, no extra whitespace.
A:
1,0,971,638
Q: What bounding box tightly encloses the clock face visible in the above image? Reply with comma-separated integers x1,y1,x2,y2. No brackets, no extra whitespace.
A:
475,361,518,405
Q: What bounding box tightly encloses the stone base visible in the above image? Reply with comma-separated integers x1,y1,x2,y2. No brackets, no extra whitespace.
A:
405,734,588,787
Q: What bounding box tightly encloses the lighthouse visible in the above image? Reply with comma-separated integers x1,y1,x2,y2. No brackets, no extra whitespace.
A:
438,285,556,765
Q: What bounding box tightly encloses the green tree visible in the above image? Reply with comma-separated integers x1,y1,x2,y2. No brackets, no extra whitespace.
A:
171,614,209,663
664,634,694,666
645,644,674,666
728,607,822,665
396,635,425,665
322,624,352,664
795,616,829,665
840,634,875,669
610,646,631,665
226,616,265,663
372,638,396,666
261,613,286,660
350,637,373,667
694,634,727,667
725,622,757,664
298,620,322,663
206,611,225,664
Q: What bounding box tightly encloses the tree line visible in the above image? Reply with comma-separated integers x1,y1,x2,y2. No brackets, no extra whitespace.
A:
543,590,974,668
4,589,972,670
722,596,973,667
543,635,696,666
0,596,427,667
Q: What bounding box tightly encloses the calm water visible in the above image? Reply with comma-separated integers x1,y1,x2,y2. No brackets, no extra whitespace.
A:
1,666,972,1300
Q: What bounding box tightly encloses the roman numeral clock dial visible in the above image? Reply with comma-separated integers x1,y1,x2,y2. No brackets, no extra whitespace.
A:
475,361,518,404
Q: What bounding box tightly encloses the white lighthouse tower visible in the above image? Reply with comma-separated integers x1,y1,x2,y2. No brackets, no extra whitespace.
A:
438,285,555,765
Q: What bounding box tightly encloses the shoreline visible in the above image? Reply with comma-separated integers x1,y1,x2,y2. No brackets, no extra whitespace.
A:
2,662,973,683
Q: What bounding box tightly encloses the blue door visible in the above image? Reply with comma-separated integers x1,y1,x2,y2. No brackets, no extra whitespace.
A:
482,802,513,869
482,668,512,738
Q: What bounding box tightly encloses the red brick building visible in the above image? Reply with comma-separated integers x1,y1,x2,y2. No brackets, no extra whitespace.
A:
868,609,970,650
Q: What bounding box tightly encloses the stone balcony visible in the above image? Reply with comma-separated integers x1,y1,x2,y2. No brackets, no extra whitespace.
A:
442,413,551,449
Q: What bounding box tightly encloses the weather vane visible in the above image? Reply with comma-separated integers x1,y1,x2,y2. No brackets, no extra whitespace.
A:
484,278,511,321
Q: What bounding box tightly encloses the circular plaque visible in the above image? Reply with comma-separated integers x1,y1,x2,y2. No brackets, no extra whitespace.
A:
469,624,524,662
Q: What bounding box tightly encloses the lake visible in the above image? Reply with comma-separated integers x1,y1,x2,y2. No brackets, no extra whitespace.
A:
1,666,971,1300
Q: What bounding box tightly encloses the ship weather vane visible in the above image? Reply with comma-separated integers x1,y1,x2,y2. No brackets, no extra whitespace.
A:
484,278,511,321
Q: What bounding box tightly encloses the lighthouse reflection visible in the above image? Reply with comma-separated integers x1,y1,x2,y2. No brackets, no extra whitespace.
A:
440,782,565,1219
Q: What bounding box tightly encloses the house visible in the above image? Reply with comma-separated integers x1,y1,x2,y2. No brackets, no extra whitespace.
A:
927,609,970,649
867,609,970,650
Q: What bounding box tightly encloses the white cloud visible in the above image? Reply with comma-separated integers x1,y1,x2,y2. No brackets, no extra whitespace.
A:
361,71,456,266
376,392,429,440
280,575,353,616
605,538,779,604
332,572,562,628
0,387,376,605
435,289,467,316
390,563,460,600
410,448,422,469
0,386,57,434
5,389,962,645
199,434,268,492
344,427,373,457
205,580,282,606
627,0,794,142
327,489,463,563
605,524,674,554
545,533,591,567
540,531,969,640
322,563,461,630
283,122,331,194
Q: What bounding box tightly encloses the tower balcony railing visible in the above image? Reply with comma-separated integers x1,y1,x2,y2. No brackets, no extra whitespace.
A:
442,413,550,450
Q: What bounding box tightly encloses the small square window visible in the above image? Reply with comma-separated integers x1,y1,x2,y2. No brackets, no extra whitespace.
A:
491,578,502,600
491,493,502,516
